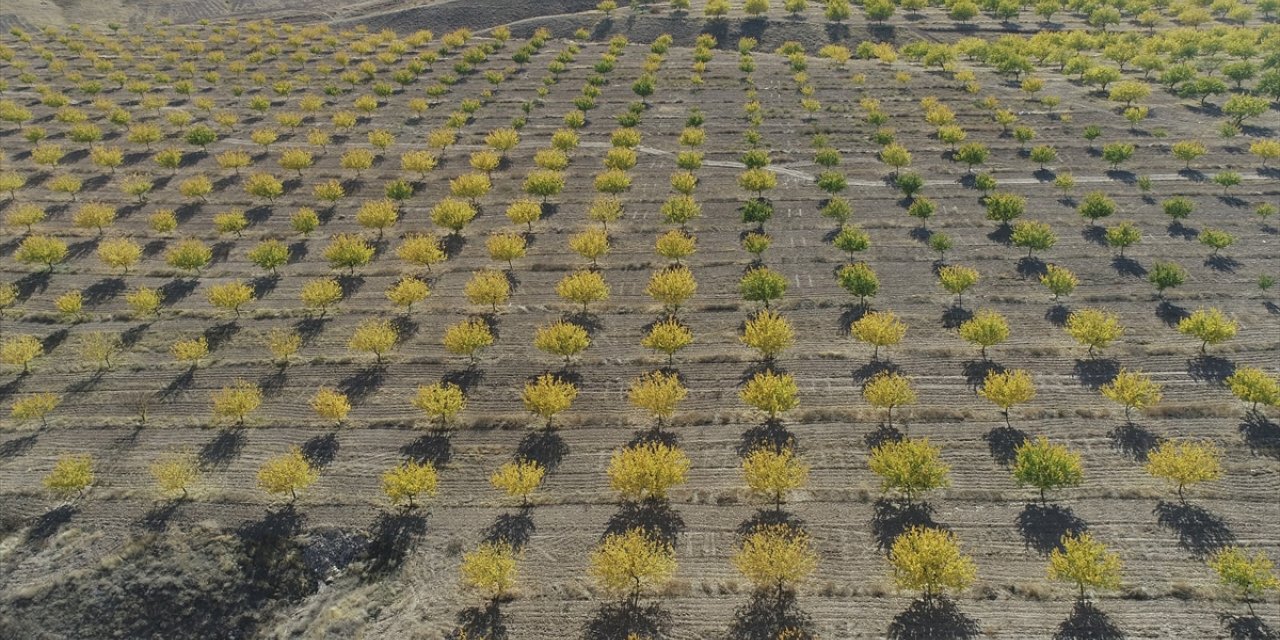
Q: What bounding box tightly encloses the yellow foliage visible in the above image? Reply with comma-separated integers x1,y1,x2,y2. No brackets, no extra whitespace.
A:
490,460,545,504
742,447,810,507
740,371,799,419
382,460,438,507
1048,533,1122,598
461,541,520,600
889,527,977,597
258,447,318,501
150,451,199,498
413,382,466,427
522,374,578,428
43,454,94,499
311,387,351,425
607,441,690,501
534,321,591,363
211,379,263,425
589,528,677,601
741,310,794,360
734,524,816,593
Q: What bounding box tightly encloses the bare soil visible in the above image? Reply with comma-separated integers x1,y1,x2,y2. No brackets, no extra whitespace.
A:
1,6,1279,640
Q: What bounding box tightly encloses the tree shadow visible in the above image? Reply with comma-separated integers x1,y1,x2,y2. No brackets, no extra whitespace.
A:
27,504,77,542
1239,411,1280,458
199,428,246,469
584,601,670,640
257,366,288,397
865,423,904,450
963,360,1005,391
160,366,197,399
1167,221,1199,240
484,509,535,550
872,499,940,552
249,274,280,299
390,315,419,342
852,358,901,384
301,432,340,469
838,303,870,334
1219,613,1279,640
738,419,795,456
942,305,974,329
13,269,52,299
454,600,508,640
1045,303,1071,327
1111,256,1146,277
336,274,365,298
1108,423,1161,462
606,498,685,546
41,328,70,353
1016,257,1048,279
1154,500,1235,559
627,426,679,449
361,511,427,581
516,430,568,471
1081,225,1108,246
1205,255,1241,273
1187,355,1235,385
82,277,126,306
1073,358,1120,389
986,224,1013,246
338,365,386,404
984,425,1028,466
0,433,38,459
119,322,150,348
293,317,329,345
887,597,980,640
726,588,815,640
156,278,198,306
1017,502,1088,554
401,432,452,467
442,367,485,393
1054,599,1126,640
139,500,182,533
1155,300,1190,327
737,509,806,538
203,321,241,352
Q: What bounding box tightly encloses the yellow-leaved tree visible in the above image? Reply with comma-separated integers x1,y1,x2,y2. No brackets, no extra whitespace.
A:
257,447,318,502
868,438,950,502
849,310,907,360
589,528,677,608
734,524,817,601
740,371,799,420
490,460,546,506
522,374,578,428
978,369,1035,427
889,526,977,599
43,453,94,500
863,372,918,430
1144,440,1222,502
740,310,794,361
607,441,691,502
460,541,521,602
1099,369,1162,422
628,370,688,427
742,446,810,509
150,450,199,499
1047,533,1122,600
413,382,466,429
381,460,439,509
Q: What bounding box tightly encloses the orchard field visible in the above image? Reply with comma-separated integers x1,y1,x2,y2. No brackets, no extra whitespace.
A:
0,1,1278,638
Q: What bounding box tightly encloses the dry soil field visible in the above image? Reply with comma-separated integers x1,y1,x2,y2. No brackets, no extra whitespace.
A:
0,2,1278,639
